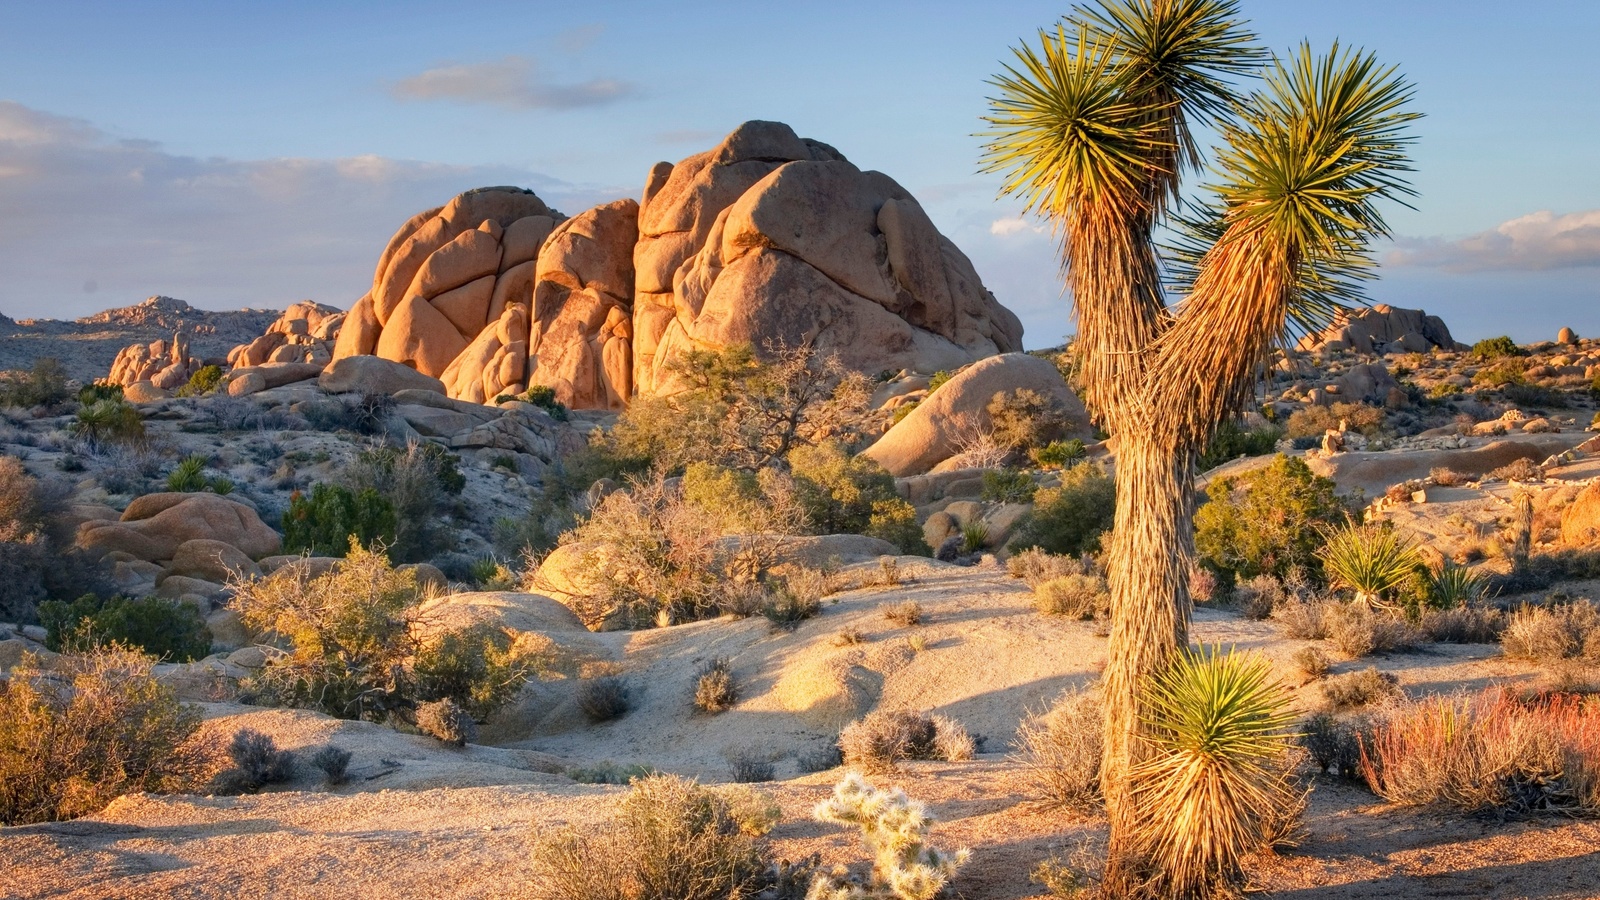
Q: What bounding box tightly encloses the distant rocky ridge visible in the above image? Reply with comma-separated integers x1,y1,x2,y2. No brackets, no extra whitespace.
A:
1,296,279,383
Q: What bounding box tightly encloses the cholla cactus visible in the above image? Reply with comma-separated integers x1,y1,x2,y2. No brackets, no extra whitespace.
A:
807,773,970,900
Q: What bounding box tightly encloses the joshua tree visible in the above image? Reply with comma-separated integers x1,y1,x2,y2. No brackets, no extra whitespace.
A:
982,1,1418,893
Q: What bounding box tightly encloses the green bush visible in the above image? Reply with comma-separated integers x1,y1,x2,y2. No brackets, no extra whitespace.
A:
282,483,398,558
175,365,223,398
1195,454,1347,582
1471,335,1520,361
412,623,543,720
981,469,1037,503
986,388,1069,452
38,593,211,662
927,370,954,394
166,454,209,492
340,442,463,562
788,441,898,535
0,358,72,410
71,399,146,447
865,498,928,556
1011,462,1115,556
1198,420,1284,471
77,381,123,405
1029,439,1086,470
520,384,569,421
0,647,202,824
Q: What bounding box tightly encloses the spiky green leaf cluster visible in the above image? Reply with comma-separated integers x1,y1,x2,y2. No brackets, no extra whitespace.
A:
1318,520,1426,609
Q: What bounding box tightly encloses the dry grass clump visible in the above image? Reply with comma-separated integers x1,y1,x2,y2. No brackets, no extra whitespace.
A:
1487,457,1545,483
881,600,924,627
1007,546,1087,587
416,698,478,747
1325,601,1420,658
831,628,866,647
1233,573,1286,620
1274,598,1332,640
1429,467,1467,487
1033,574,1110,620
860,556,907,588
1360,688,1600,815
1420,604,1506,643
694,658,738,714
1013,686,1103,810
529,774,776,900
1319,667,1401,709
0,648,203,824
577,675,631,723
1292,646,1331,681
837,710,974,772
726,748,775,783
1501,600,1600,666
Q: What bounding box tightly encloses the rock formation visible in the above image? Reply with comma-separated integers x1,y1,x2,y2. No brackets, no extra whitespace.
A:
107,331,203,390
1296,304,1461,355
227,301,344,369
333,122,1024,410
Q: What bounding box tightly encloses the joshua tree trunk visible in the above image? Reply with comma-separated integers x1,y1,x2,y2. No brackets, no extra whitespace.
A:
1100,429,1195,887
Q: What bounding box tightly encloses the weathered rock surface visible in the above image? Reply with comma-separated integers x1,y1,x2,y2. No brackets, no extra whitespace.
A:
77,493,281,563
107,331,202,389
862,353,1093,476
1563,482,1600,547
227,301,344,369
1296,304,1460,355
318,354,447,395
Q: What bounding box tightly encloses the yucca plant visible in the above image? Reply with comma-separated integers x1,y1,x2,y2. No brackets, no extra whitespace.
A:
1429,560,1489,608
166,454,208,492
1318,521,1424,610
1130,646,1297,898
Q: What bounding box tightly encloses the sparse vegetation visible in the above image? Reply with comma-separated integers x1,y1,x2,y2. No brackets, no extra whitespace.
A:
981,468,1037,503
1014,685,1103,809
1324,601,1420,658
71,398,146,448
986,387,1070,453
694,658,737,714
215,728,296,794
1293,646,1331,681
0,358,72,410
881,600,924,627
1011,462,1115,557
837,709,972,771
1500,600,1600,667
1319,666,1401,709
809,773,970,900
1030,438,1087,470
1198,420,1283,471
38,593,211,662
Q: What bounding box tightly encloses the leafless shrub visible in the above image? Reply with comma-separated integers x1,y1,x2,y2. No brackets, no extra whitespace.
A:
1293,646,1331,681
694,658,737,714
1319,667,1401,709
931,715,977,762
310,745,351,787
214,728,296,794
1429,467,1467,487
1501,600,1600,666
1234,574,1286,620
831,628,866,647
1420,604,1506,643
859,556,906,588
837,709,972,772
1325,602,1420,658
1275,598,1332,640
1487,457,1544,483
1299,711,1369,780
726,749,775,783
881,600,923,627
578,676,631,723
416,698,478,747
1013,686,1103,810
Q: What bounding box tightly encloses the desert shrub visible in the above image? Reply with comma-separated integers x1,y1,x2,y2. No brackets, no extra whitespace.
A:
176,364,224,397
981,468,1037,503
1428,560,1490,608
1299,711,1368,780
1320,667,1400,709
0,648,202,824
506,384,569,421
1474,358,1527,388
1284,402,1387,440
799,745,844,773
694,658,738,713
578,675,631,723
1501,600,1600,666
214,728,296,794
1293,646,1331,680
38,593,210,662
281,483,397,557
987,388,1069,452
342,441,464,563
566,761,658,785
1011,462,1115,556
838,710,973,771
1504,382,1563,408
1471,335,1521,361
235,544,536,721
787,442,925,553
1360,688,1600,815
727,749,775,783
1007,547,1086,588
1318,520,1426,610
761,586,820,630
1198,420,1284,471
416,698,478,747
166,453,208,491
599,343,873,475
809,774,969,900
467,556,518,591
1233,574,1286,620
1130,647,1297,899
529,774,771,900
881,600,924,627
866,498,929,556
1420,604,1505,643
959,520,989,553
1033,574,1109,620
861,556,906,588
1013,685,1103,809
1487,457,1544,483
1275,598,1331,639
77,381,123,405
931,714,976,761
1030,438,1087,470
310,745,352,787
495,493,578,562
71,399,145,448
1324,602,1419,658
412,623,543,720
1196,455,1347,582
0,358,71,410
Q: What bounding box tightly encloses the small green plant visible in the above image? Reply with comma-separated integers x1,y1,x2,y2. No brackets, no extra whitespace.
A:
1030,438,1087,470
77,381,123,405
1318,521,1426,610
1198,420,1284,471
981,468,1037,503
1471,335,1520,361
565,761,658,785
176,365,223,397
694,658,738,713
926,370,953,394
281,484,398,558
1011,462,1115,557
38,593,211,662
1429,561,1489,608
166,454,209,492
959,520,989,553
808,773,971,900
1131,647,1297,899
519,384,569,421
71,399,145,447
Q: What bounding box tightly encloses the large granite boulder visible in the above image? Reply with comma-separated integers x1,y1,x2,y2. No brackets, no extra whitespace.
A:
332,187,563,378
77,493,281,563
1563,482,1600,548
1297,304,1459,355
861,353,1093,476
634,121,1023,395
318,354,447,395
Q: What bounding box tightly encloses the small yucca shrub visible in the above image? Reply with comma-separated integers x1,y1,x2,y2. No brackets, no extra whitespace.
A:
1429,561,1489,608
1318,521,1425,610
166,454,209,492
808,773,970,900
1129,646,1298,899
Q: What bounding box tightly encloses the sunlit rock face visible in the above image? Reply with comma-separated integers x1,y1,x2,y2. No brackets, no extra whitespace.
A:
335,123,1023,409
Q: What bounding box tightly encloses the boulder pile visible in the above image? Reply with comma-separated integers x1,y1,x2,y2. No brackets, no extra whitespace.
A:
1296,303,1462,355
106,331,206,390
228,301,345,369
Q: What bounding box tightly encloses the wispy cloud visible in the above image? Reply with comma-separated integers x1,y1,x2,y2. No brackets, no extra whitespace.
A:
989,216,1046,237
390,55,634,110
1387,209,1600,272
0,101,623,319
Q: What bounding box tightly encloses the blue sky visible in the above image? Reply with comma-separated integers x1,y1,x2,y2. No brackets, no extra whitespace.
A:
0,0,1596,346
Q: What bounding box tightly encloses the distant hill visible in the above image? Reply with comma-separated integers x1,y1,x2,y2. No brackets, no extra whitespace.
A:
0,296,287,382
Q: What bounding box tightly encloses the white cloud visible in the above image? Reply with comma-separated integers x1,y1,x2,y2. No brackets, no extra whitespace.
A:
390,56,634,111
1387,209,1600,272
989,215,1046,237
0,101,625,320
